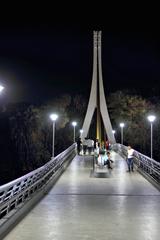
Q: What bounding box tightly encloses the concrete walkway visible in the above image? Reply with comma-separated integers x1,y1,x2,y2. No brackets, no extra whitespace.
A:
3,152,160,240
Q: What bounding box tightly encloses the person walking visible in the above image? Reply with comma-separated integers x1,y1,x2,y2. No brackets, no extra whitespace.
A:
127,145,134,172
107,151,114,169
83,137,88,155
77,138,82,155
105,140,109,151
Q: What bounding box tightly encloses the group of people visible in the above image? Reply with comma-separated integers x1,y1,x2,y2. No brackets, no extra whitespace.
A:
77,137,95,155
95,149,114,169
77,137,135,172
95,144,135,172
76,137,114,169
77,138,111,156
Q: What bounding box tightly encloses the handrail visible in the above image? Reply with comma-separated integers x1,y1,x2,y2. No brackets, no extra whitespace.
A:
0,144,76,219
112,143,160,184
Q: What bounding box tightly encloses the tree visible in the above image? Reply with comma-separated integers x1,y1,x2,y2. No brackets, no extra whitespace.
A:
7,94,82,178
108,91,153,153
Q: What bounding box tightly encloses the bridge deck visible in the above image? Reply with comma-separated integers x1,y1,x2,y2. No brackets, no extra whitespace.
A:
3,152,160,240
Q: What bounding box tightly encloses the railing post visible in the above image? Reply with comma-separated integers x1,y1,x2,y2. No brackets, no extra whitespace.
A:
151,122,153,159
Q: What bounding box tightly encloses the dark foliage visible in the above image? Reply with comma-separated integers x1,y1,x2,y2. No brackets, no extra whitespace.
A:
1,90,160,185
0,94,86,185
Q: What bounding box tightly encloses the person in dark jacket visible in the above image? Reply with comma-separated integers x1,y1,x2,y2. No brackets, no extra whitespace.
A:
77,138,82,155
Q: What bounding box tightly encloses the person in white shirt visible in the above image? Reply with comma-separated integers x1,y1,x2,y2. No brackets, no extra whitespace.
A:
127,145,134,172
87,139,94,155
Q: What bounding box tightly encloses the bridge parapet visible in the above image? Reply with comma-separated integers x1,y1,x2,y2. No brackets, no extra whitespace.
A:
112,143,160,187
0,144,76,238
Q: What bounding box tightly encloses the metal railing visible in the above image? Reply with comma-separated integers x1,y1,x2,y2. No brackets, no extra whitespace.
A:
0,144,76,220
112,143,160,185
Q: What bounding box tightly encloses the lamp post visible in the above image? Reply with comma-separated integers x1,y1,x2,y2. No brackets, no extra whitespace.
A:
0,85,4,93
50,113,58,158
112,130,116,135
120,123,124,145
80,129,83,138
147,115,156,159
72,121,77,142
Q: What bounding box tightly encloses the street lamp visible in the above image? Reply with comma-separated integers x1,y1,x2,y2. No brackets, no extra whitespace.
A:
112,130,116,135
120,123,125,145
0,85,4,93
50,113,58,158
147,115,156,159
80,129,83,138
72,121,77,142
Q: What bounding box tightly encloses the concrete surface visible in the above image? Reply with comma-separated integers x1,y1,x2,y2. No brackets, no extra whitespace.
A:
3,151,160,240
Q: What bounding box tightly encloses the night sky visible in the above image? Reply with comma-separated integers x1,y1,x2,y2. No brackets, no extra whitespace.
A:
0,21,160,104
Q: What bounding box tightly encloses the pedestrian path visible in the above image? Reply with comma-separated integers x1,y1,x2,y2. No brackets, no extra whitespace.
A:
3,151,160,240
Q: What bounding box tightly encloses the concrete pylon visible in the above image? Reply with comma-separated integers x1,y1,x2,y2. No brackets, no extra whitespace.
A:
81,31,116,144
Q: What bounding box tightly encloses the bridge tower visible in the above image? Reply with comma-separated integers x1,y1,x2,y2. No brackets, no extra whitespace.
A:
81,31,116,144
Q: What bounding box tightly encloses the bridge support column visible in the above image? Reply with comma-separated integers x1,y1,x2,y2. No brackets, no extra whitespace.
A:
81,31,115,144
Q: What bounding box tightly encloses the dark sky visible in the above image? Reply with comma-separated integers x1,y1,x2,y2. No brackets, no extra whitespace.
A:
0,22,160,104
